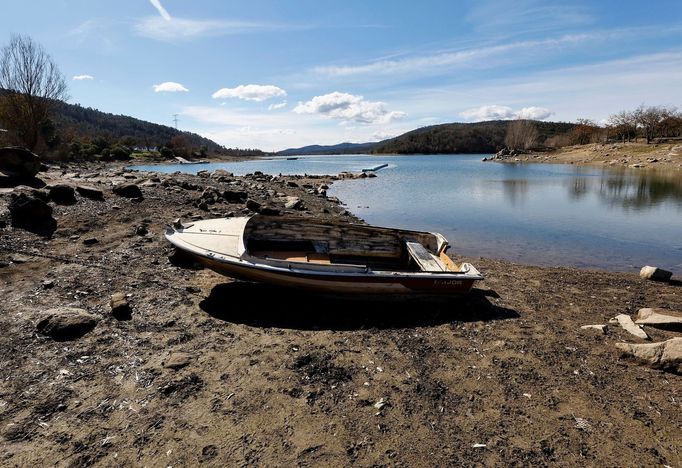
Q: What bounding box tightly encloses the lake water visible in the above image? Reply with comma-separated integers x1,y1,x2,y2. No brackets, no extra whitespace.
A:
131,154,682,272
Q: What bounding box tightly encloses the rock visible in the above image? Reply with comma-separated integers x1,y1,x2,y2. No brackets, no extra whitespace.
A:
639,265,673,282
113,183,142,199
109,292,132,320
10,254,31,264
0,147,41,178
47,184,77,205
614,314,649,340
8,193,55,231
286,181,298,187
135,225,149,236
42,279,55,289
36,307,99,341
76,185,104,200
634,308,682,330
211,169,233,179
245,199,261,212
615,338,682,374
82,237,99,245
163,352,195,370
223,190,247,202
197,170,210,178
581,324,608,334
284,196,303,210
259,205,281,216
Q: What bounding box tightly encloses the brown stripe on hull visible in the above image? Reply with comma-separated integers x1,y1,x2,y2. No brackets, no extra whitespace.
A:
199,256,476,295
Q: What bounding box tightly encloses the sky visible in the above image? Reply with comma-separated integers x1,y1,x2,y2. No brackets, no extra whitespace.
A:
1,0,681,151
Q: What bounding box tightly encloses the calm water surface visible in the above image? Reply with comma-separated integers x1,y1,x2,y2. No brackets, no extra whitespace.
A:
131,154,682,272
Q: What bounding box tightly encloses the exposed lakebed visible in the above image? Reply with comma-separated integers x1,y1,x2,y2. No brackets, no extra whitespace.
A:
131,154,682,272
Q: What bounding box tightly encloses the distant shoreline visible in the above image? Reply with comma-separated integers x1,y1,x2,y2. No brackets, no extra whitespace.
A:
486,142,682,171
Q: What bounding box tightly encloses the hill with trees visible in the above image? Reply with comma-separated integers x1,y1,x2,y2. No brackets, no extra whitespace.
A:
372,120,577,154
277,141,377,155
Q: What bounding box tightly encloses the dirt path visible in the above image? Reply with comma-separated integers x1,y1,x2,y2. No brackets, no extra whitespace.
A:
0,165,680,466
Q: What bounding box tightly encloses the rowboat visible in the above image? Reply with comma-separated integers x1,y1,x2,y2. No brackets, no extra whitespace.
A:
165,215,483,296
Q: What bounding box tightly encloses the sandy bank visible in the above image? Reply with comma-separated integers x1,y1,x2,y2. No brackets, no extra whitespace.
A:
0,164,680,466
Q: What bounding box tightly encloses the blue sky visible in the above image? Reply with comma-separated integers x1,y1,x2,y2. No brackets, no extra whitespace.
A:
2,0,681,151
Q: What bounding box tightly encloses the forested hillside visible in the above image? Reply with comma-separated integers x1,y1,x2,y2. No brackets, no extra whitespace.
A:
372,120,576,154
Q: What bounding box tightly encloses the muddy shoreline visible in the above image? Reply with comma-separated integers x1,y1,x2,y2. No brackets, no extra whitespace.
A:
0,163,680,466
487,142,682,171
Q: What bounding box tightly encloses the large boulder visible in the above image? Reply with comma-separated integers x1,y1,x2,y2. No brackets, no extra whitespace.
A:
616,338,682,374
36,307,99,341
48,184,77,205
0,147,41,179
9,193,55,231
76,185,104,200
635,308,682,330
113,183,142,199
222,190,247,202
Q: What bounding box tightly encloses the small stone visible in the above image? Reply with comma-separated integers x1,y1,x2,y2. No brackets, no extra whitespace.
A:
113,183,143,199
42,279,55,289
135,225,149,236
639,265,673,282
284,196,303,210
245,199,261,212
580,324,607,334
10,254,31,264
82,237,99,245
259,205,281,216
185,286,201,294
614,314,649,340
164,352,195,370
36,307,99,341
109,292,132,320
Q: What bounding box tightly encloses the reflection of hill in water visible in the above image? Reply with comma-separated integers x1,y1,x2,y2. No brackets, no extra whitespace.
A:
568,169,682,210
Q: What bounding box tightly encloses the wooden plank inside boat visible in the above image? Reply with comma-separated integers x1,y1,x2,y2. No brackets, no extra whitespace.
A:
405,241,446,272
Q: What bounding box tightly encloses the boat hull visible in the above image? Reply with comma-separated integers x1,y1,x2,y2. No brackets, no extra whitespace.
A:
197,255,478,296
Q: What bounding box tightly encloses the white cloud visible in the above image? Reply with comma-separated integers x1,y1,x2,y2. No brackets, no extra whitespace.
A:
311,25,681,80
136,17,265,41
268,101,288,110
180,105,413,152
459,105,553,121
293,92,407,124
149,0,171,21
72,74,94,81
153,81,189,93
460,105,515,120
212,84,286,102
515,106,554,120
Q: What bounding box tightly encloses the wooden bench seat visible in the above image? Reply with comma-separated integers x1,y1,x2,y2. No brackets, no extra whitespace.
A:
405,241,447,272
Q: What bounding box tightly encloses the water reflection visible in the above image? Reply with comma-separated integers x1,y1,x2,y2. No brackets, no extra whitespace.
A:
565,169,682,210
501,179,529,205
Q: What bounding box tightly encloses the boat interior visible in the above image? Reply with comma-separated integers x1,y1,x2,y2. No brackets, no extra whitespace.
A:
244,217,462,273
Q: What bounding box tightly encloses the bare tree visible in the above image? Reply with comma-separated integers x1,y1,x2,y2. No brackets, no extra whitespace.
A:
504,119,539,150
632,104,673,144
607,110,636,142
0,34,68,151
